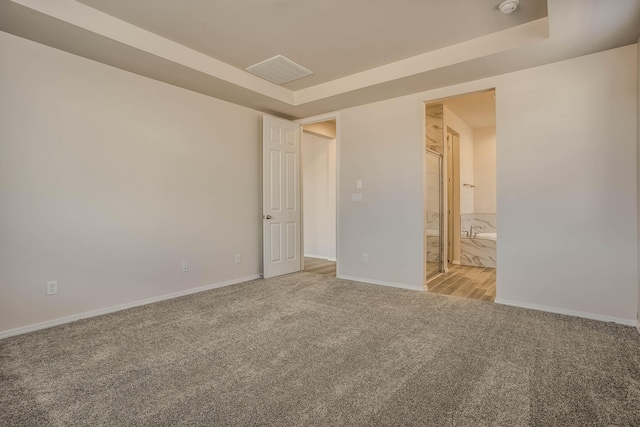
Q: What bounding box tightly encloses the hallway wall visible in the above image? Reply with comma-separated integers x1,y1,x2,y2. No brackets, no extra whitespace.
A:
302,132,337,260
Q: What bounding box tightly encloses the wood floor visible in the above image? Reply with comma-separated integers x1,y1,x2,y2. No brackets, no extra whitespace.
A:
427,264,496,302
304,257,336,277
303,258,494,301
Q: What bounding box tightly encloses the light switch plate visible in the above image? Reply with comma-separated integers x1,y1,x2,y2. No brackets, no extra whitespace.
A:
356,180,363,189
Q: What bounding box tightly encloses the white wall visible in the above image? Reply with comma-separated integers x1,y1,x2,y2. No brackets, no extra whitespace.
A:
444,107,474,214
496,46,637,322
473,127,497,213
338,45,638,322
2,31,637,334
302,132,336,260
0,32,263,334
637,38,640,331
339,98,425,289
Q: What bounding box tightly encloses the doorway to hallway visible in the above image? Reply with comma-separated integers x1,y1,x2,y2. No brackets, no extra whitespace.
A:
301,119,337,277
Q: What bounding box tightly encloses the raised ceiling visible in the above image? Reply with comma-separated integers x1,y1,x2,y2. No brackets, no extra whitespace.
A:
1,0,639,119
75,0,548,90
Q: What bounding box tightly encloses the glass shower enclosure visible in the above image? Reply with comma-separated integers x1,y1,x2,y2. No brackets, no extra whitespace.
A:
425,149,443,280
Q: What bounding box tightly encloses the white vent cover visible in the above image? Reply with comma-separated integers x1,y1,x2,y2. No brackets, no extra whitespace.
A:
245,55,313,85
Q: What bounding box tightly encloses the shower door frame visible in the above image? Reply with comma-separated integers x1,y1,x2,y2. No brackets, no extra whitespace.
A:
425,148,444,282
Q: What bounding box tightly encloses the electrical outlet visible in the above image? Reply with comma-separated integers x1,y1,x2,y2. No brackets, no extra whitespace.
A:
182,261,189,272
362,253,368,263
235,254,241,264
47,280,57,295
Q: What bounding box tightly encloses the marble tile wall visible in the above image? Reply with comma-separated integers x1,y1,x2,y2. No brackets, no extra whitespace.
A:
460,214,474,236
472,213,496,233
426,235,441,263
459,213,496,268
460,213,496,235
460,237,496,268
426,104,444,154
426,211,440,231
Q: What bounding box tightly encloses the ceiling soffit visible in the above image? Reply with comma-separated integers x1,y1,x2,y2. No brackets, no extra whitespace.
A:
2,0,640,119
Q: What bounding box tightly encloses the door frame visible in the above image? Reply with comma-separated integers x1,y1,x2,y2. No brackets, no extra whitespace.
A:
425,148,444,282
295,112,341,277
447,128,461,265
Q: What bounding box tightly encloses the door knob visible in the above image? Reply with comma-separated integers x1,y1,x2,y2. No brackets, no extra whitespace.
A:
264,215,272,220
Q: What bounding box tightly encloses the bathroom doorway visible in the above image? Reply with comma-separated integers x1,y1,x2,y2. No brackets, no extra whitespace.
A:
424,89,497,301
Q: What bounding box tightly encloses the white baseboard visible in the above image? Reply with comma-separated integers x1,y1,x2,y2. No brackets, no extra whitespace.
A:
304,254,337,262
0,274,261,340
494,298,637,326
338,275,422,292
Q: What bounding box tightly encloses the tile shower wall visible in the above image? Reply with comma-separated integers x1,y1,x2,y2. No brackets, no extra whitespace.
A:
460,213,496,234
425,104,444,268
426,104,444,154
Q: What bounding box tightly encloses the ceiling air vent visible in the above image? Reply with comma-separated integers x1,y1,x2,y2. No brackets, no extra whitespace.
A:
245,55,313,85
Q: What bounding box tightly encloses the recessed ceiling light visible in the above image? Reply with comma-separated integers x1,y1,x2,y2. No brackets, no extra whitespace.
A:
498,0,519,14
245,55,313,85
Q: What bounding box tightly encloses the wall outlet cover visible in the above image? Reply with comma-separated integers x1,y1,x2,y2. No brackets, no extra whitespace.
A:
47,280,58,295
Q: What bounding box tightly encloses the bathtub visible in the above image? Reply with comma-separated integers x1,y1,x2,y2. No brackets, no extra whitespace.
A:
460,234,496,268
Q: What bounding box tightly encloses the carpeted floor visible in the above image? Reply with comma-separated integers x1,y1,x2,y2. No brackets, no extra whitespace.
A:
1,272,640,426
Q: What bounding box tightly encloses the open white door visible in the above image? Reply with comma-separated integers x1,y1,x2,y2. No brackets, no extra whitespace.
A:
263,115,301,278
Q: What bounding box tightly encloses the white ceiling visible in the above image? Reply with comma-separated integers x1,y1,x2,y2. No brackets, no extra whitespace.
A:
1,0,639,119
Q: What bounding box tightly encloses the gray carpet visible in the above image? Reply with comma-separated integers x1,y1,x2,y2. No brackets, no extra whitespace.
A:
1,272,640,426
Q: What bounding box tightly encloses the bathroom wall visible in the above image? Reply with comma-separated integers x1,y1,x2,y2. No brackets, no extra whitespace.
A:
473,127,496,213
444,107,474,215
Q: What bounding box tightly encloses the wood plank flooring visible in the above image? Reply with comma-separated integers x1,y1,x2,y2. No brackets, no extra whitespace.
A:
304,257,336,277
427,264,496,302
